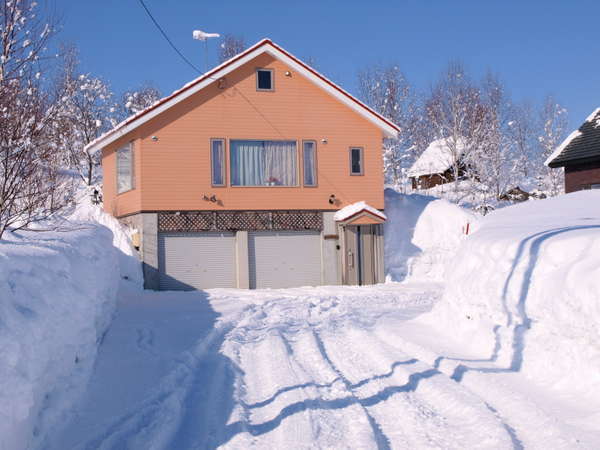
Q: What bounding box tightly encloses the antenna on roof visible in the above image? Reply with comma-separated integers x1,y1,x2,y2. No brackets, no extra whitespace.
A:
192,30,220,72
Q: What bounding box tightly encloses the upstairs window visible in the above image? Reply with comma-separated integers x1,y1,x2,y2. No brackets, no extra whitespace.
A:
117,143,134,193
349,147,363,175
303,141,317,186
256,68,273,91
230,140,297,186
211,139,225,186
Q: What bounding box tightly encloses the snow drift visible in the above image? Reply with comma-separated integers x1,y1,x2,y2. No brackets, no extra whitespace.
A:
0,199,141,449
384,189,477,282
422,191,600,393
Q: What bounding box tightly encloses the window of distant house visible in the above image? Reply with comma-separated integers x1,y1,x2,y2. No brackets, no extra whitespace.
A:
303,141,317,186
211,139,226,186
116,143,134,193
256,68,273,91
349,147,363,175
230,140,297,186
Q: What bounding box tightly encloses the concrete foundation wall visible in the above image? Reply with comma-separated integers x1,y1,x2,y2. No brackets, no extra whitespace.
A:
141,213,159,290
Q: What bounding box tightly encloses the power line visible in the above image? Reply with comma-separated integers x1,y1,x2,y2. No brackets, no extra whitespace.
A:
136,0,202,74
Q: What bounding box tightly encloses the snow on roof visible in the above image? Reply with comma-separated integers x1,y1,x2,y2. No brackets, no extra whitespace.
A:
544,106,600,166
334,201,387,222
85,39,399,153
544,129,583,166
407,137,466,178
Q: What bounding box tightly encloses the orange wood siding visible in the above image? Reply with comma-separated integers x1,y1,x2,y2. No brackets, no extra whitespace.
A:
102,53,384,217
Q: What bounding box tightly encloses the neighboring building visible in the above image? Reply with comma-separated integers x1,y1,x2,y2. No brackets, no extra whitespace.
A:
87,39,399,290
408,138,467,189
546,108,600,193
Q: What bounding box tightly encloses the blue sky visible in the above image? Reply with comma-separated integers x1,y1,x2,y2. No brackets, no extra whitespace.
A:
55,0,599,128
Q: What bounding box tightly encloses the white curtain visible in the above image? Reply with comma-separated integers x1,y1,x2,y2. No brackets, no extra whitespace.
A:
231,140,296,186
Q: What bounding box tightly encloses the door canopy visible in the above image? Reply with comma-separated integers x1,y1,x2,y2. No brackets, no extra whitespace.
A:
334,201,387,226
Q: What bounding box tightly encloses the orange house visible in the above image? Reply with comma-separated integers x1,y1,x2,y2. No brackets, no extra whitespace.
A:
87,39,399,290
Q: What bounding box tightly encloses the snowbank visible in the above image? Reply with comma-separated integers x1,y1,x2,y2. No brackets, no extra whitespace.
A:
384,189,477,282
421,191,600,393
0,195,141,449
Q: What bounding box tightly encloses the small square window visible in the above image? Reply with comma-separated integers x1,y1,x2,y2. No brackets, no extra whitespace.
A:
350,147,363,175
257,69,273,91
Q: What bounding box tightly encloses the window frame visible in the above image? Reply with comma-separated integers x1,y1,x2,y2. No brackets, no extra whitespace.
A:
229,139,299,187
256,68,274,92
349,146,364,176
116,142,135,194
302,140,318,187
210,138,227,187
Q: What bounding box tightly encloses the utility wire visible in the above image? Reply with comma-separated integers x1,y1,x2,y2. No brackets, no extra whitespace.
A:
136,0,202,74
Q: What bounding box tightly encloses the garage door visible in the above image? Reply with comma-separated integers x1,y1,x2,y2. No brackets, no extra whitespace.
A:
158,232,236,290
248,231,321,289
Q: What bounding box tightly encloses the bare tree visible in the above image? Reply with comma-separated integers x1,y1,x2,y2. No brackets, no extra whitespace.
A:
218,34,246,63
0,0,74,238
536,96,568,196
358,64,417,188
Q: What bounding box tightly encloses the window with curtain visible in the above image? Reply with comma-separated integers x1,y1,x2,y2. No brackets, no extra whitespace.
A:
211,139,225,186
303,141,317,186
230,140,297,186
117,143,134,193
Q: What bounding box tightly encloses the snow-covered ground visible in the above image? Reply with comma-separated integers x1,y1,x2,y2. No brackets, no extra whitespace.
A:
4,189,600,449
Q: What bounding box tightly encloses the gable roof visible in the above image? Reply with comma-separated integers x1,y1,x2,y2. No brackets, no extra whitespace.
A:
546,108,600,168
407,137,467,178
86,39,400,153
334,201,387,223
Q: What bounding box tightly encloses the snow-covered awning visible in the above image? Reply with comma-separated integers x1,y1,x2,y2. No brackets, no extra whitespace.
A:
334,201,387,225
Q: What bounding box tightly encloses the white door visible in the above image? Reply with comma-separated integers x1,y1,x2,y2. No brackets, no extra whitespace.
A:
248,231,321,289
158,232,236,290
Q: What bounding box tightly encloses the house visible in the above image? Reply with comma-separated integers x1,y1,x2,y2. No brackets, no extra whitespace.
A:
86,39,399,290
408,137,467,189
546,108,600,192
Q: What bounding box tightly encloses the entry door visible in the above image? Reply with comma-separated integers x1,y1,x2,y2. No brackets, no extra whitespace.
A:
343,225,378,286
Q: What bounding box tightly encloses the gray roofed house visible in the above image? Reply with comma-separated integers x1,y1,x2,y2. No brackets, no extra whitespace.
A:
546,108,600,193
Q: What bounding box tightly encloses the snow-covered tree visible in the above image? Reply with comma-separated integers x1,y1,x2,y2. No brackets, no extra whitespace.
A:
358,64,417,188
219,34,246,63
535,96,568,196
52,46,117,186
423,62,490,197
118,83,161,121
0,0,75,238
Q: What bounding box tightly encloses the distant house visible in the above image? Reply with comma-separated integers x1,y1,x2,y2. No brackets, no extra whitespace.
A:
86,39,399,290
546,108,600,192
408,138,468,189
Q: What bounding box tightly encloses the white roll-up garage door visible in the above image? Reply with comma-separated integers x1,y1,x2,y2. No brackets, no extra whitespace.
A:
158,232,236,290
248,231,321,289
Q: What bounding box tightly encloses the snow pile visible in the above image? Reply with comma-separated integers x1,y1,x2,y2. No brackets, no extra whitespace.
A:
407,137,466,178
334,201,386,222
69,189,142,285
384,189,477,282
0,225,121,449
422,191,600,393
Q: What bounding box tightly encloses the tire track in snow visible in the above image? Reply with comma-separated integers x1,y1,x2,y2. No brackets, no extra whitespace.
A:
311,329,392,450
321,325,515,449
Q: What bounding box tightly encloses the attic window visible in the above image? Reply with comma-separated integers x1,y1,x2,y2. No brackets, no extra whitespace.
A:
256,68,273,91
